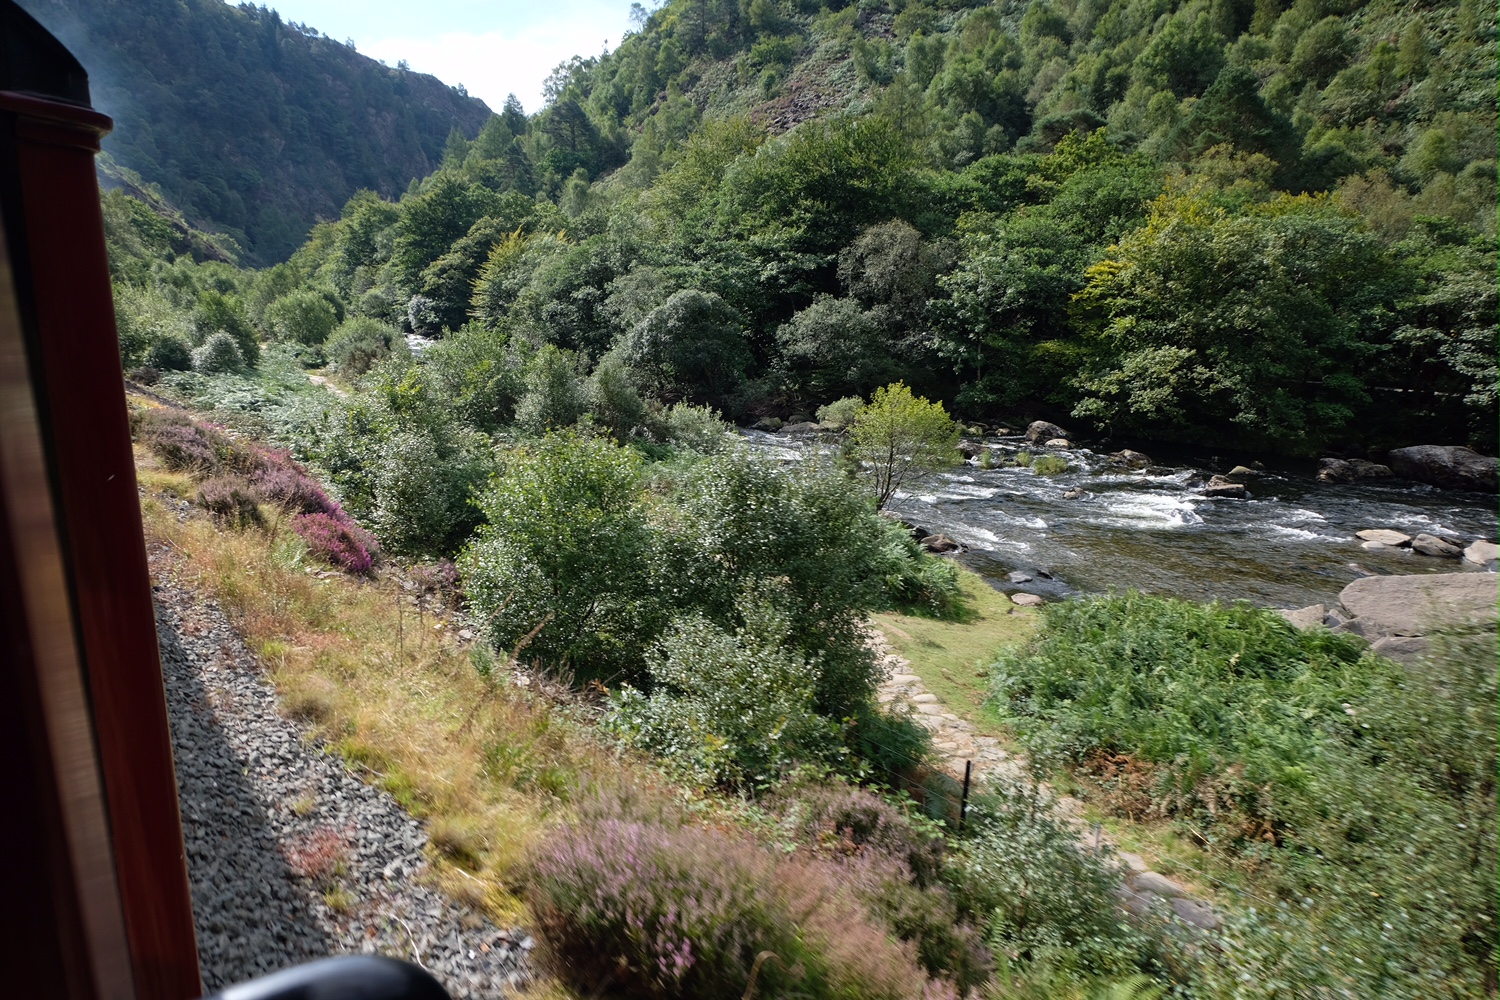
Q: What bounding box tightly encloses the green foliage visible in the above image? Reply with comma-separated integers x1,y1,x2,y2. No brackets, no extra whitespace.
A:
264,289,339,347
846,383,961,510
951,783,1145,979
1030,454,1068,476
587,353,649,441
325,317,407,376
191,330,246,374
515,344,588,435
416,324,525,433
776,296,899,400
193,289,260,367
620,289,750,411
605,605,840,788
653,402,734,453
147,334,194,372
990,592,1374,822
815,396,862,430
462,433,659,682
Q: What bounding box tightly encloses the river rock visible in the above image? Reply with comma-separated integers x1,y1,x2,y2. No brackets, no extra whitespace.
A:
1025,420,1068,443
920,533,962,553
1317,458,1394,483
1356,529,1411,547
1411,533,1463,558
1227,465,1257,478
1277,604,1325,630
1044,437,1072,448
1107,449,1153,468
1370,635,1430,665
1387,445,1499,493
1465,539,1499,565
1171,897,1222,931
1200,475,1249,499
781,421,818,433
1010,592,1045,607
1062,488,1088,499
1338,573,1499,635
957,440,982,459
751,416,783,431
1007,571,1034,583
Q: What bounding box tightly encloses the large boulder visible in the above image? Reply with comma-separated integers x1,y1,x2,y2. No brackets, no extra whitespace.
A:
1317,458,1393,483
1411,533,1463,558
1464,539,1499,565
1387,445,1498,493
1338,573,1499,635
1200,475,1249,498
1356,529,1411,547
1025,420,1068,443
1107,449,1153,469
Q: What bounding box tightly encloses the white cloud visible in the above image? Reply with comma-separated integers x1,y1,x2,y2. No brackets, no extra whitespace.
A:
360,12,621,114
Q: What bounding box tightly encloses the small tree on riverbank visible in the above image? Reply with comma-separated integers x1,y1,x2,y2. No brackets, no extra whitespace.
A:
847,382,960,510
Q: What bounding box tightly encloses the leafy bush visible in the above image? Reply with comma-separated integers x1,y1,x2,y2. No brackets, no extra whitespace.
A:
1014,450,1034,468
514,343,587,434
462,432,661,681
291,512,375,575
147,335,194,372
415,324,524,432
872,515,963,617
195,474,263,528
816,395,862,430
654,401,733,453
264,289,339,346
526,811,933,1000
847,383,960,510
950,783,1143,979
621,289,750,410
989,592,1377,835
192,289,260,367
191,330,246,373
369,428,489,555
134,409,246,472
326,316,406,376
248,447,340,517
587,352,648,440
605,606,840,789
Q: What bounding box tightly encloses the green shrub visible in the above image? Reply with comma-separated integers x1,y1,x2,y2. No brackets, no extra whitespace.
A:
264,289,339,346
418,323,524,432
1031,454,1069,475
1014,450,1034,467
654,401,733,453
191,331,246,374
192,289,260,367
515,343,586,434
990,592,1377,832
148,334,194,372
587,353,648,441
621,289,750,410
950,783,1144,979
326,316,406,376
816,396,863,430
369,427,489,555
461,432,661,681
605,605,840,789
872,515,963,617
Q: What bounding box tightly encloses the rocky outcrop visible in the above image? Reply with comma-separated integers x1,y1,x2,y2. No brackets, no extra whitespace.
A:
1199,475,1249,498
1317,458,1393,483
1387,446,1498,493
1464,540,1498,565
1025,420,1068,444
1338,573,1498,636
920,533,963,553
1411,533,1463,558
1278,572,1497,665
1106,449,1153,469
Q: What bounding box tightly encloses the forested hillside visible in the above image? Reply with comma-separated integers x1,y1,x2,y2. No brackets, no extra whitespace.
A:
110,0,1496,455
21,0,492,263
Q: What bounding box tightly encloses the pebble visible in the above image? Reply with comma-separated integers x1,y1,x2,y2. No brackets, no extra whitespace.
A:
153,574,529,997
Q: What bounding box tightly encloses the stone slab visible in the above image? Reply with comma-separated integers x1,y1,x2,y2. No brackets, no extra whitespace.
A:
1357,529,1411,546
1339,573,1499,635
1465,539,1499,565
1277,604,1325,630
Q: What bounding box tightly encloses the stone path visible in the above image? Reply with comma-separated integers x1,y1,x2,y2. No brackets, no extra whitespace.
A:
150,547,532,996
870,628,1222,932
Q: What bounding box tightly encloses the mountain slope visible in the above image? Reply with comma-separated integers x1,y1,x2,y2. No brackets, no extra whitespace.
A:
21,0,492,264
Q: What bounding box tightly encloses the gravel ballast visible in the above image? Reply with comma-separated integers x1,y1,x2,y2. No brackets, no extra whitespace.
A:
153,570,531,997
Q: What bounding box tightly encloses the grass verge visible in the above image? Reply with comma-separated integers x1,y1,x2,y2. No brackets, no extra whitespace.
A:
871,564,1035,732
136,438,623,927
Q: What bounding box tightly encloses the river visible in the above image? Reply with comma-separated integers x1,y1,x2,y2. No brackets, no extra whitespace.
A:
743,429,1499,610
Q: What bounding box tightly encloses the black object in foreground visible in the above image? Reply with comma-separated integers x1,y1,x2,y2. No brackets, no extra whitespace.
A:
202,955,452,1000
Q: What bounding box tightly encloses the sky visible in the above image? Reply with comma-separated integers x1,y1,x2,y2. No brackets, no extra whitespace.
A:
239,0,642,113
